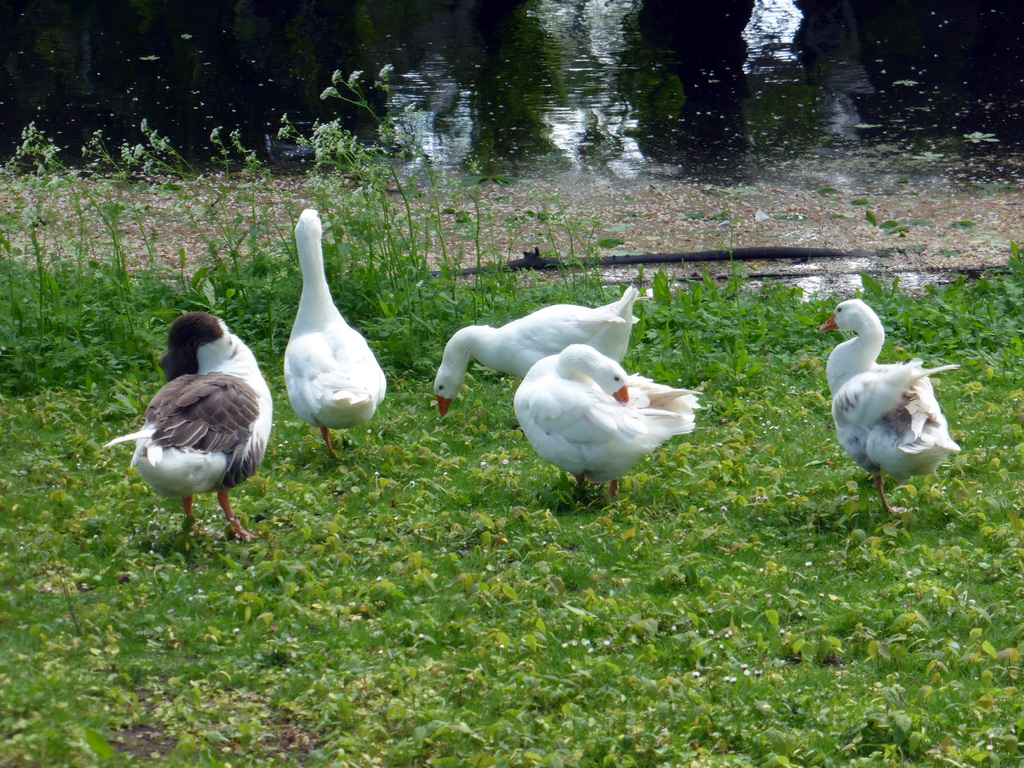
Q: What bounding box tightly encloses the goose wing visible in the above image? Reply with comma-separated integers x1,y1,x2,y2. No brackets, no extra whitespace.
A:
832,398,879,474
145,373,264,488
286,328,386,408
896,377,960,455
503,300,634,358
832,363,916,431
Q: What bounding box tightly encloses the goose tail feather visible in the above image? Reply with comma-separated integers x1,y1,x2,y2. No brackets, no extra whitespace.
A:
104,428,156,448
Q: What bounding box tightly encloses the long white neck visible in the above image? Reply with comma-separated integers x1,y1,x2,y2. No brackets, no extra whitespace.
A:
293,212,344,334
556,347,592,381
199,334,271,400
445,325,500,373
557,345,625,394
826,311,885,392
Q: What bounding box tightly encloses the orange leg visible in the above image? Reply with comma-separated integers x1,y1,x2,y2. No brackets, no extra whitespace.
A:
575,474,618,497
321,427,338,459
182,495,197,532
218,491,255,540
873,474,895,515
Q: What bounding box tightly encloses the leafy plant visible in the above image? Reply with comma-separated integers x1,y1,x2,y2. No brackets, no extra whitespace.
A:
963,132,999,143
4,104,1024,768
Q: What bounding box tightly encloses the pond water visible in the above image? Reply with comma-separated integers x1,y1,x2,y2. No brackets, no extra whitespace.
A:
2,0,1023,188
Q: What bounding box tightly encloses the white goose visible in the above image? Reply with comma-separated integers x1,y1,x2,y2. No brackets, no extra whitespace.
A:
434,286,640,416
820,299,960,514
284,209,387,457
105,312,273,540
514,344,700,496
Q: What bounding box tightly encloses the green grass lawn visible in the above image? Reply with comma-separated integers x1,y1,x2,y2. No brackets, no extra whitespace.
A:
3,121,1024,765
3,258,1024,766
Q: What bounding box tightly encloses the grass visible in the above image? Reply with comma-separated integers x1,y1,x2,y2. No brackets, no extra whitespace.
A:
3,108,1024,766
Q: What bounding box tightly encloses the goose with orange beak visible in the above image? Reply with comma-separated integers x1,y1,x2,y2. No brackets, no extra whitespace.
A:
820,299,959,514
513,344,699,496
105,312,273,540
434,286,639,417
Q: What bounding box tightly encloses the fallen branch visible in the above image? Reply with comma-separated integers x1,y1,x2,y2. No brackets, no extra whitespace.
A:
443,246,879,276
717,265,1009,282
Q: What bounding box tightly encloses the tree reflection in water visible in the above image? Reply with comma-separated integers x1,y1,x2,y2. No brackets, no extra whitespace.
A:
0,0,1021,182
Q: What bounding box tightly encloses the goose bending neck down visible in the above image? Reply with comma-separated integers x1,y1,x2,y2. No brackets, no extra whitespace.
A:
820,299,959,515
434,286,639,416
105,312,273,540
514,344,699,496
285,209,387,457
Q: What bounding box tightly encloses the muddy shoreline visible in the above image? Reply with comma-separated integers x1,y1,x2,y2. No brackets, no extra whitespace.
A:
467,171,1022,294
4,164,1020,297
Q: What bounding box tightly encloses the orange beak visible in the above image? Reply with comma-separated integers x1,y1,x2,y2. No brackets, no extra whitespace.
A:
819,314,838,332
613,386,629,404
436,395,452,417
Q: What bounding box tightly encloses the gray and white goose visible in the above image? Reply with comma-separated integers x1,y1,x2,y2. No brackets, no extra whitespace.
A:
820,299,959,514
105,312,273,540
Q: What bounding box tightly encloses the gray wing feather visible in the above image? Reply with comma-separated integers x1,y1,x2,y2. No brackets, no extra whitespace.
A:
146,373,265,488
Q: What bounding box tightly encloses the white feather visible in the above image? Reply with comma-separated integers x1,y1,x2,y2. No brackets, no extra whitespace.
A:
284,209,387,436
823,299,959,486
514,345,699,486
434,286,639,412
103,427,155,448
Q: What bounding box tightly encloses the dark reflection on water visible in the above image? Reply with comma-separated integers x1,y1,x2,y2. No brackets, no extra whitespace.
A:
1,0,1022,184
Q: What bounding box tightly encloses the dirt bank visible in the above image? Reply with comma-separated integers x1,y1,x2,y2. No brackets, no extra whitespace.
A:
466,173,1022,292
4,168,1020,295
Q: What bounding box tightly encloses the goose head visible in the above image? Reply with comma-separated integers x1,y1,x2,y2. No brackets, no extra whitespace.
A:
433,363,464,417
557,344,630,403
434,326,482,416
160,312,232,381
819,298,882,336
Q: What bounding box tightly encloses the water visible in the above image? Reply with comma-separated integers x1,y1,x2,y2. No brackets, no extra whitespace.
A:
2,0,1022,187
381,0,1024,187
